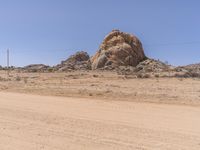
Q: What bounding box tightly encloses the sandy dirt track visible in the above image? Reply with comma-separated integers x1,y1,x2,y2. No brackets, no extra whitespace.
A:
0,92,200,150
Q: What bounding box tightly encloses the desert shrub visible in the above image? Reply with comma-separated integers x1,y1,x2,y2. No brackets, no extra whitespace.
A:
189,72,200,78
179,78,183,81
89,93,93,96
162,74,169,78
143,74,151,78
16,76,21,81
174,72,200,78
174,73,182,78
0,77,7,81
136,73,151,78
137,73,143,78
124,75,137,79
48,68,54,72
174,73,188,78
24,78,28,84
93,74,99,78
155,74,160,78
30,69,38,73
136,73,151,79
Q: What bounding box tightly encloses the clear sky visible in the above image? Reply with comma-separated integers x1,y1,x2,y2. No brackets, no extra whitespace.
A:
0,0,200,67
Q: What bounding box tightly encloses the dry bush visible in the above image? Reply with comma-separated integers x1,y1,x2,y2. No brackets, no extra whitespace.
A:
174,73,189,78
174,72,200,78
124,75,137,79
24,78,28,84
137,73,143,78
16,76,21,81
48,68,54,72
137,73,151,78
143,74,151,78
89,93,93,96
0,77,7,81
155,74,160,78
93,74,99,78
189,72,200,78
162,74,169,78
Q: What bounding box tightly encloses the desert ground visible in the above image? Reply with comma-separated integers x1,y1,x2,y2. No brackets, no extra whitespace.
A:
1,70,200,105
0,70,200,149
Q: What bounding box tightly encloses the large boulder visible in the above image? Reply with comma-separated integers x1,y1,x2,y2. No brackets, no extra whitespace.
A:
91,30,146,69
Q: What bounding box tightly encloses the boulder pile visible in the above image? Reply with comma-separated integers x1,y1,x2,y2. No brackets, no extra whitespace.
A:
56,51,91,71
23,64,50,72
135,59,172,73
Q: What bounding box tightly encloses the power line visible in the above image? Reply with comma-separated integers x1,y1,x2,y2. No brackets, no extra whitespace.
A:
144,41,200,47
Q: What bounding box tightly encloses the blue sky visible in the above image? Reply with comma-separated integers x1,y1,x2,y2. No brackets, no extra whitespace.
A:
0,0,199,67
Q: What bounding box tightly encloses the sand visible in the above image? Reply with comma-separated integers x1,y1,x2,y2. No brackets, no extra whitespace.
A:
0,92,200,150
0,71,200,105
0,70,200,149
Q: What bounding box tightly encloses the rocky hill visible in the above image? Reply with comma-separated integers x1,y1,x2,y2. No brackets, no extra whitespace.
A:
16,29,199,78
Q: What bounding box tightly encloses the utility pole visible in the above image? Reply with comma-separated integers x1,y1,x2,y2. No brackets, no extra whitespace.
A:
7,49,9,77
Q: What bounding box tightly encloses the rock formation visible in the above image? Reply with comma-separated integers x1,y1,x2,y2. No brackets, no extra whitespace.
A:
56,51,91,71
135,59,172,73
91,30,146,69
183,63,200,72
23,64,50,72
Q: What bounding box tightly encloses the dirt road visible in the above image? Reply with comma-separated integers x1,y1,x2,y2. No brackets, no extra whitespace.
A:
0,92,200,150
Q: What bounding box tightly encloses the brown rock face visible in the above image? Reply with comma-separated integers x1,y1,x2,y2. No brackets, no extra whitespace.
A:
56,51,91,71
63,51,90,63
91,30,146,69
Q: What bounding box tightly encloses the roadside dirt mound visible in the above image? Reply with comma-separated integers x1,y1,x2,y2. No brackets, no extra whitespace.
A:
56,51,91,71
91,30,146,69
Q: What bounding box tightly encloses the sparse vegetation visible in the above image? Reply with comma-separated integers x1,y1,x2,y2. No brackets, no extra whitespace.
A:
155,74,160,78
143,74,151,78
93,74,99,78
137,73,143,78
16,76,21,81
